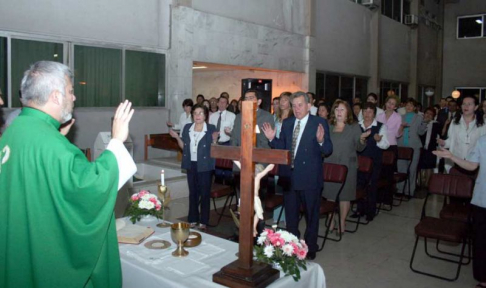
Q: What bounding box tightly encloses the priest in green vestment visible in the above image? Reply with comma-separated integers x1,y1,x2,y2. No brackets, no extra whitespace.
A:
0,61,137,288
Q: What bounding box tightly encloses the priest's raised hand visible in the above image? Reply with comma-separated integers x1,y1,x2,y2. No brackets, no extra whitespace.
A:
112,100,135,142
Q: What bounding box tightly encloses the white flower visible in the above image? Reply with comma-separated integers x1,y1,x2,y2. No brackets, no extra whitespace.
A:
139,200,155,210
257,234,266,245
141,194,151,201
279,231,293,243
282,244,294,256
264,245,274,258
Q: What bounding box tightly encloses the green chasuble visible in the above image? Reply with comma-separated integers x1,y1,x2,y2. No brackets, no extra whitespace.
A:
0,108,121,288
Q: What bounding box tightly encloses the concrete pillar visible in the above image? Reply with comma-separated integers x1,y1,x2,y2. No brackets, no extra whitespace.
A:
408,0,420,99
368,3,381,94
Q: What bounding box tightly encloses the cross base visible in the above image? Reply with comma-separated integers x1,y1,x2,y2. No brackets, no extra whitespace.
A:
213,260,280,288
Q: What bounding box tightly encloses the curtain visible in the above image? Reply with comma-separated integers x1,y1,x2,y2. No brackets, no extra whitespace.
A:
11,39,63,107
125,50,165,107
74,45,121,107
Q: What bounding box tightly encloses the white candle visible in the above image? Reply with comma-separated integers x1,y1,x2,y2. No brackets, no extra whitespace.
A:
161,170,165,186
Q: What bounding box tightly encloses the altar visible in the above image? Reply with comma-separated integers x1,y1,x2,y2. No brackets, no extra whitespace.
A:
119,219,326,288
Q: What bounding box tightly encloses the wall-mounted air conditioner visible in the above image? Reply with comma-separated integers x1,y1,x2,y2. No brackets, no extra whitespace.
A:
361,0,379,10
404,14,419,26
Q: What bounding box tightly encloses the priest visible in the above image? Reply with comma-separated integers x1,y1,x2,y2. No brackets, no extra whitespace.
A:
0,61,137,288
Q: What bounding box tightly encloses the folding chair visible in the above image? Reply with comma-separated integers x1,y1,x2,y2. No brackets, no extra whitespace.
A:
207,158,236,227
377,150,396,212
317,163,348,251
347,156,373,233
393,147,414,206
409,173,474,281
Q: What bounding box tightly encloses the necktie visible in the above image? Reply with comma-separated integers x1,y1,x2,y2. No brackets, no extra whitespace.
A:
216,112,222,131
291,120,301,168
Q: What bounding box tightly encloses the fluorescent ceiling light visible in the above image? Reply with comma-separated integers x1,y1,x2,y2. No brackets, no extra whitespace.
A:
476,19,483,24
192,66,207,69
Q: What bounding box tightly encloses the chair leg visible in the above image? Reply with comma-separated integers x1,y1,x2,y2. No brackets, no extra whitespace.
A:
207,194,233,227
346,200,369,233
318,214,333,251
410,237,466,281
435,239,471,265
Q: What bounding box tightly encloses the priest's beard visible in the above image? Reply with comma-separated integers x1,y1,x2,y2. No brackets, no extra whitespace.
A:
60,97,73,124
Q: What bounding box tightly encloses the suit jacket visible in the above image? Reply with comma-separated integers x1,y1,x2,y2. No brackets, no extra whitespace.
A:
397,113,427,149
181,123,216,172
436,108,449,129
269,114,333,191
231,108,275,149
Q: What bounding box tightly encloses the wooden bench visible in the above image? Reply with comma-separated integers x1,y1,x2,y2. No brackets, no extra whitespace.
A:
144,133,182,161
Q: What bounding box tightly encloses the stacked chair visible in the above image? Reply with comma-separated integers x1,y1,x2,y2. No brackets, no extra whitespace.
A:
208,158,236,227
347,156,373,233
317,163,348,251
409,173,474,281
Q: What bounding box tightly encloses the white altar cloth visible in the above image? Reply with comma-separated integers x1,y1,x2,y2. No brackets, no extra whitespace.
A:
119,219,326,288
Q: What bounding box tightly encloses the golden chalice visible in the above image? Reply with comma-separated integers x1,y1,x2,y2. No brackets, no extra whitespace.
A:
171,222,190,257
156,184,171,228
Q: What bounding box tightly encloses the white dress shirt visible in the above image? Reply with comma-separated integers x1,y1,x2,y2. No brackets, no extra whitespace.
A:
209,109,235,143
444,116,486,171
189,123,207,161
358,119,390,150
178,112,192,136
293,113,309,157
310,106,317,116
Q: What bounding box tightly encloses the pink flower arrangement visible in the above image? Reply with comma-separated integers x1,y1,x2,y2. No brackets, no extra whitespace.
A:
126,190,164,224
254,228,308,281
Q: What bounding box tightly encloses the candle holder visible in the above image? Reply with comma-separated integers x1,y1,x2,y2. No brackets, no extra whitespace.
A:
156,184,172,228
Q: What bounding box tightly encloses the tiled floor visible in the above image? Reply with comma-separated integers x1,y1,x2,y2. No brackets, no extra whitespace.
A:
167,194,477,288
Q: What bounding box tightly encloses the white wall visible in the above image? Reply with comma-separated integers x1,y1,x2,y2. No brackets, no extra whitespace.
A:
0,0,173,162
192,70,304,101
191,0,309,36
0,0,170,49
379,16,411,82
314,0,372,77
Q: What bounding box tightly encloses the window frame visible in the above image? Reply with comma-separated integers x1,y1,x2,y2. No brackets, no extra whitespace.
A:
0,31,168,108
457,14,485,39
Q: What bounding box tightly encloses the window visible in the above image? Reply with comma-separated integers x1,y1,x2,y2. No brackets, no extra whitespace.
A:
316,72,368,105
458,15,485,38
74,45,122,107
381,0,407,23
456,87,486,102
379,80,408,104
125,50,166,106
11,39,63,107
0,34,167,108
418,85,435,108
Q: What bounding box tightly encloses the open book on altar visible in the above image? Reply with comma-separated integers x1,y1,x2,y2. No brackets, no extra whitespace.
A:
116,219,155,244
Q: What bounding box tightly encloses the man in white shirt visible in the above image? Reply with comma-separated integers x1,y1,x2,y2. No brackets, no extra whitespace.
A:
306,92,318,116
209,96,235,145
358,92,384,121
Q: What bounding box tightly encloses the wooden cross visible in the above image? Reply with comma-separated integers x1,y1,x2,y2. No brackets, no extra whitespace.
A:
212,101,291,287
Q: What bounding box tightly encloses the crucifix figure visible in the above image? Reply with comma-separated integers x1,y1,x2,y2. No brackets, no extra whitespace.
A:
211,101,290,287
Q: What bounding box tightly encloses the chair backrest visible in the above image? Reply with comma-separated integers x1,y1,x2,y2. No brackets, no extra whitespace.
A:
215,158,233,170
358,156,373,173
323,163,348,184
449,166,478,180
397,147,414,161
428,174,474,199
382,150,395,166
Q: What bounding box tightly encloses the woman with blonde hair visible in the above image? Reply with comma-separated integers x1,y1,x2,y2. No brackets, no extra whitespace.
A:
323,99,368,234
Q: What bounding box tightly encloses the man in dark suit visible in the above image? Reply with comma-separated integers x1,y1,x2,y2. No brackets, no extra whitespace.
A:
230,89,274,149
262,91,333,260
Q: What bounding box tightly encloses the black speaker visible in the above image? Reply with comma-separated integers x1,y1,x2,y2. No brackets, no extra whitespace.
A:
241,78,272,112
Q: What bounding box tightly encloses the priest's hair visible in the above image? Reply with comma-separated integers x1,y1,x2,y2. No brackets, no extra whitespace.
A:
20,61,73,107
